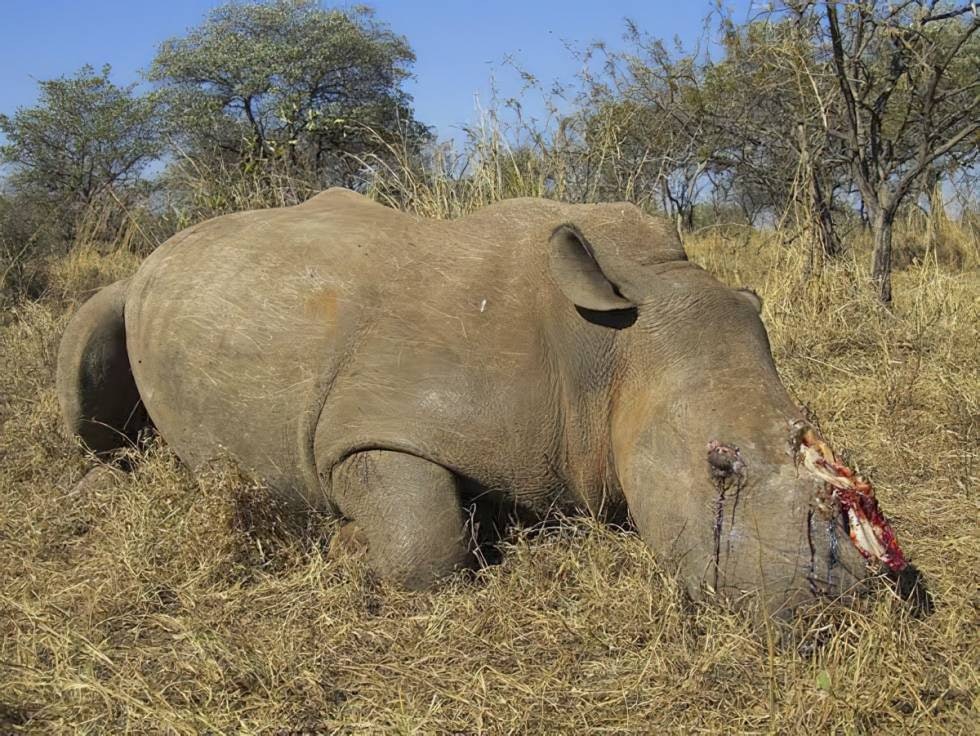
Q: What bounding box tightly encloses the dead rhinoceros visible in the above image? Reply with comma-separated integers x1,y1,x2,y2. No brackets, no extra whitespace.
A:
57,188,908,613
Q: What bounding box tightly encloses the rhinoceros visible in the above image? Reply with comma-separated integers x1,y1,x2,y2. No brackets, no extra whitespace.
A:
57,188,910,614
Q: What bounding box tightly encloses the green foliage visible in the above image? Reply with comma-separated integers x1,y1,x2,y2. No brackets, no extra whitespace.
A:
0,66,161,301
148,0,430,201
0,64,162,234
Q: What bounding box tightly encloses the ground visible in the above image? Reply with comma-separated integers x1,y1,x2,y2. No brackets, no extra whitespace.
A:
1,228,977,734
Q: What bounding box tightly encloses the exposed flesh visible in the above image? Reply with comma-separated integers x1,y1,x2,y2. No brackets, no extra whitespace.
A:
794,423,908,573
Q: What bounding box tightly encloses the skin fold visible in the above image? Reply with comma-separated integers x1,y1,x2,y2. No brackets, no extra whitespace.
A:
57,188,870,615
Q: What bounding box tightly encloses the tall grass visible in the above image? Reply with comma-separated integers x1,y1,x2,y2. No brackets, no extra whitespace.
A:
0,119,977,733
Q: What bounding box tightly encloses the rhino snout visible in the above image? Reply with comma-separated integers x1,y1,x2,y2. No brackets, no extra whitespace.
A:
705,451,870,615
803,508,866,598
703,438,857,598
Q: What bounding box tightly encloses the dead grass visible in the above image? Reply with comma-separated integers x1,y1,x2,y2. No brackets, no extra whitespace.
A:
1,220,977,734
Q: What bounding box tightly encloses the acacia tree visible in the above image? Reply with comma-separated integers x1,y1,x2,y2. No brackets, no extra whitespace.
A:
568,33,719,236
0,64,162,238
702,16,849,257
822,0,979,302
149,0,429,197
571,20,847,250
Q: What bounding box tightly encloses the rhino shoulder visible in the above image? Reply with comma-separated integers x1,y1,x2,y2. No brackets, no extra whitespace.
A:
297,187,424,221
296,187,378,211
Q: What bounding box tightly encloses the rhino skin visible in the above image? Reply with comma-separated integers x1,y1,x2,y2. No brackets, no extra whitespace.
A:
57,188,869,613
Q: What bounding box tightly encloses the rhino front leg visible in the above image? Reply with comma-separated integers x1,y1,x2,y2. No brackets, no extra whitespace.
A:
329,450,468,588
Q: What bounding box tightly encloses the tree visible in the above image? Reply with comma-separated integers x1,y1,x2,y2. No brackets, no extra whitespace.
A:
823,0,979,302
569,18,848,253
565,2,977,296
566,32,719,236
703,16,848,259
0,64,162,238
148,0,430,195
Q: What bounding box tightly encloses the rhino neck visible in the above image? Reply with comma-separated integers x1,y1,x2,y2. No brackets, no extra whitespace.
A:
543,302,629,517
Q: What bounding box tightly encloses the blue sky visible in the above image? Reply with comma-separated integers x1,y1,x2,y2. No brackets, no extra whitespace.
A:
0,0,755,139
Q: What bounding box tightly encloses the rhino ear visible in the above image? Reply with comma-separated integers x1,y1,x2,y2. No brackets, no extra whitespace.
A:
549,224,636,311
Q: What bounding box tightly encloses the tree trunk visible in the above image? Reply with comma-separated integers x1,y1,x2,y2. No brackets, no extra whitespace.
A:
810,169,841,259
682,204,695,233
925,168,944,250
871,210,894,304
925,168,943,216
796,124,842,260
242,96,265,161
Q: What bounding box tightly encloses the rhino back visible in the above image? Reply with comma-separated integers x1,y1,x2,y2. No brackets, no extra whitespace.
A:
126,191,684,511
125,190,564,505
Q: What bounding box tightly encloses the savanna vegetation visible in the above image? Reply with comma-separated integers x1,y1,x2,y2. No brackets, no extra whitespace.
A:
1,0,977,732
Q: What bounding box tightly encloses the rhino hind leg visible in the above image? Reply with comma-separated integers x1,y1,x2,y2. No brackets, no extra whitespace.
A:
56,279,151,454
330,450,469,588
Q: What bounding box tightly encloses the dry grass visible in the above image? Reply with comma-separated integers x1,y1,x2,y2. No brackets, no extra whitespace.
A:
1,212,977,734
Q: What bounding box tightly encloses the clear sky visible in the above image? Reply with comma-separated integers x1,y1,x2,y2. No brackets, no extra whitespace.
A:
0,0,755,139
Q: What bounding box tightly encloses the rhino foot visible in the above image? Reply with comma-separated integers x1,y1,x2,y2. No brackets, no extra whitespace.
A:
327,521,368,560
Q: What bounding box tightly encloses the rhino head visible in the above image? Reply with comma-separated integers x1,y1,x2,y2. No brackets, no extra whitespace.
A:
548,221,912,617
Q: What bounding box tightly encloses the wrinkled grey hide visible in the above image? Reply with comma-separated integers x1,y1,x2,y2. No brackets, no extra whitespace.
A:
58,188,868,613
